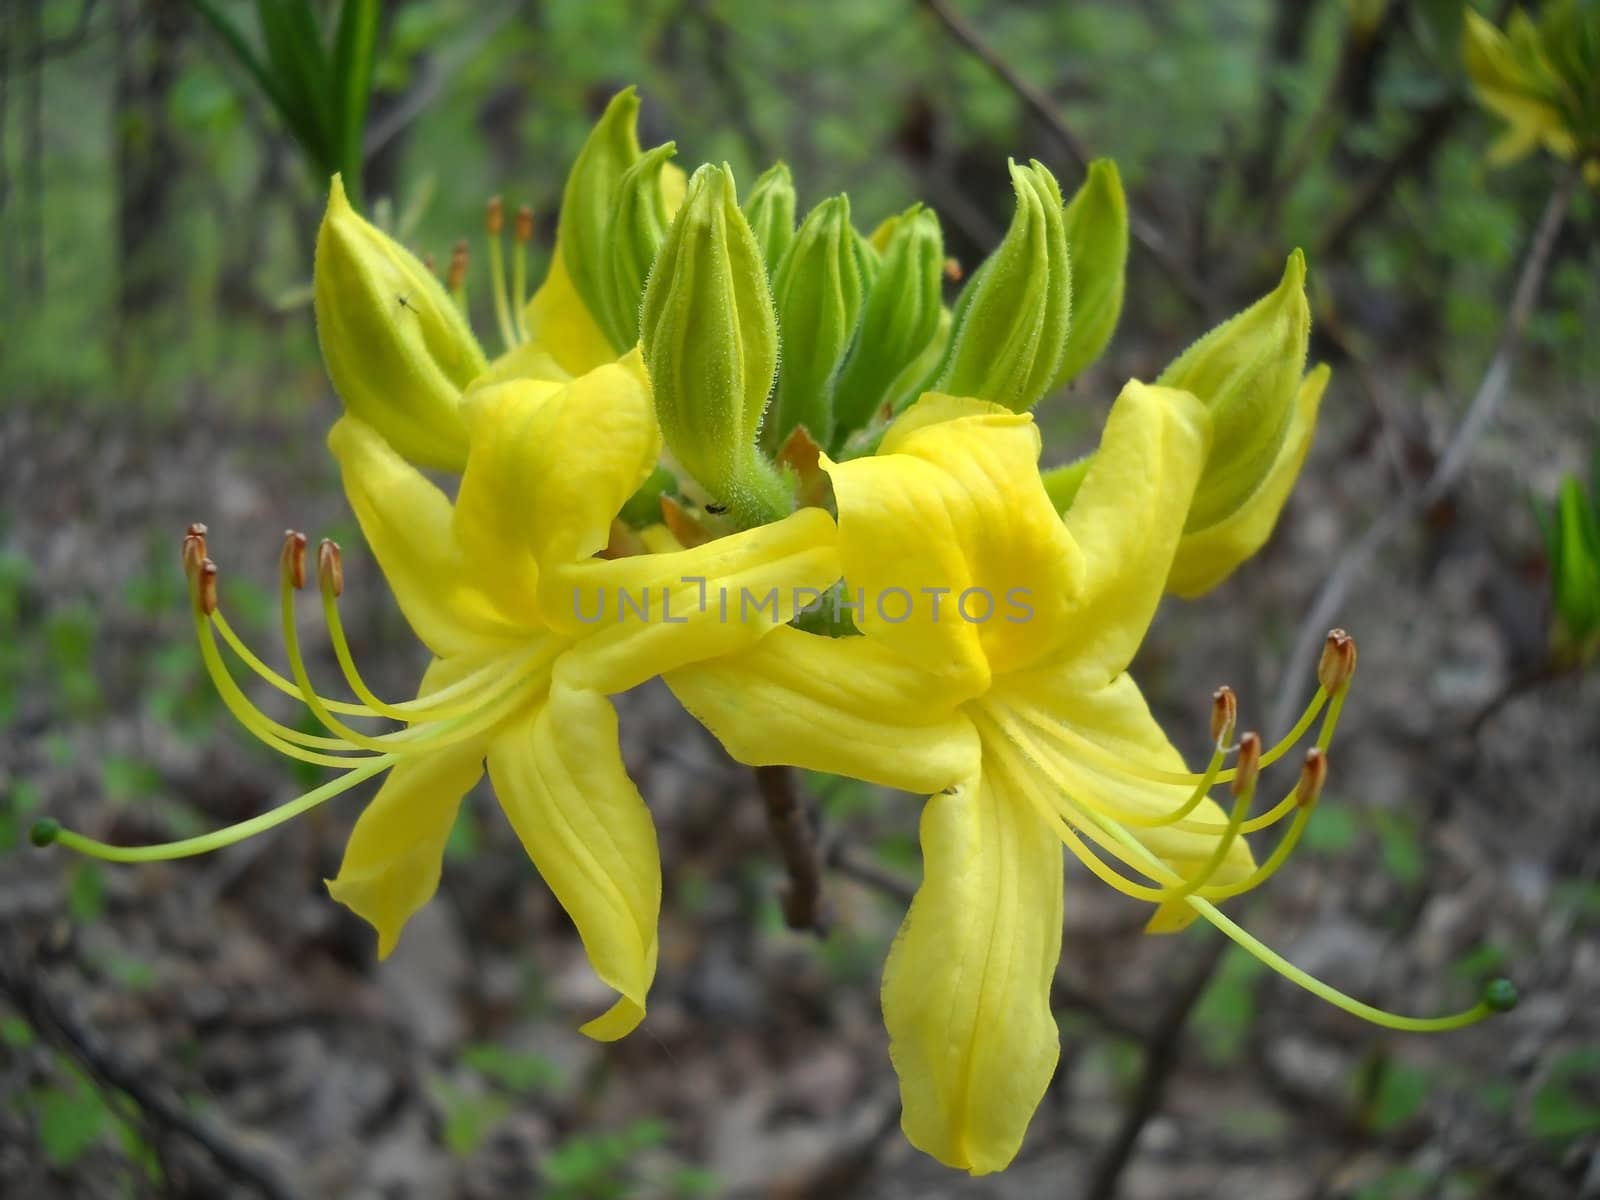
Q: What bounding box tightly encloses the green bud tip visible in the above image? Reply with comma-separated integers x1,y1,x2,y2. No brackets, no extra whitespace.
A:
29,818,60,848
1483,978,1519,1013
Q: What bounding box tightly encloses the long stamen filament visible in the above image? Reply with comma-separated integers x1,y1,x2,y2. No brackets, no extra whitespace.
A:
485,197,517,352
512,205,531,342
35,755,393,863
1165,734,1258,900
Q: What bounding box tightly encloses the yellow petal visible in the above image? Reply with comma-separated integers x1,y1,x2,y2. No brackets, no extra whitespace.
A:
328,417,526,658
325,658,489,957
1050,381,1210,682
1167,364,1328,598
457,353,660,580
882,768,1063,1175
548,506,840,693
667,625,981,794
467,340,574,395
823,393,1083,691
486,683,660,1040
999,669,1256,932
522,246,618,378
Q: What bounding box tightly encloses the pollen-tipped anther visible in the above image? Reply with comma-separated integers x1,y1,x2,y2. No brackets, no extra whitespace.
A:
1210,686,1238,747
281,530,308,590
1232,731,1262,797
486,195,505,236
1318,628,1358,694
318,539,344,597
515,205,534,243
182,524,208,576
1296,747,1327,808
198,559,219,616
447,239,469,293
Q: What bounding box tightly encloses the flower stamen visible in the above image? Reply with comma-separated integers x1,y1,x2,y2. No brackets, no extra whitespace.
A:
485,195,519,352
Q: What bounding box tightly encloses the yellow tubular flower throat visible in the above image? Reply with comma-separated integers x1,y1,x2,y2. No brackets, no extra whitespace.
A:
36,355,840,1045
665,390,1516,1175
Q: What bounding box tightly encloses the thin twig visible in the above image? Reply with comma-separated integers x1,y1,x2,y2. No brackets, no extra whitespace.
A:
0,956,300,1200
1269,165,1581,738
756,765,832,934
914,0,1213,313
1082,931,1228,1200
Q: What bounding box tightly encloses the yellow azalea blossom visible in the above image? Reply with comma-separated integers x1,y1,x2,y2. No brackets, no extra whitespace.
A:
667,389,1509,1172
40,353,837,1042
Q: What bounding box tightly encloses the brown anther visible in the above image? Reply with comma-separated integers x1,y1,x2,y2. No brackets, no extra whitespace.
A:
281,530,308,590
943,256,964,282
486,195,504,236
318,539,344,597
1296,747,1328,808
447,239,469,292
181,524,208,576
1231,731,1262,797
198,559,219,616
1317,628,1358,694
1209,686,1238,746
515,205,534,243
423,252,437,276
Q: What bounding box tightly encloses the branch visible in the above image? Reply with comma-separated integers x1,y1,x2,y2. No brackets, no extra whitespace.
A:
915,0,1213,313
1269,164,1581,737
1082,931,1228,1200
0,956,300,1200
756,765,832,934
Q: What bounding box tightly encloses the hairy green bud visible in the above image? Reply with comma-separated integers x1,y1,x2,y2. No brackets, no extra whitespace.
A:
313,174,483,471
934,159,1072,412
1056,159,1128,386
600,141,679,349
640,164,790,527
767,195,869,451
744,161,797,269
831,204,945,440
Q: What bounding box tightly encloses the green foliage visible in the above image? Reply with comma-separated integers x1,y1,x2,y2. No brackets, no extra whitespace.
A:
66,861,106,924
1530,1046,1600,1141
1192,945,1268,1066
0,780,43,854
541,1117,671,1200
189,0,380,203
460,1043,563,1094
430,1078,512,1158
1354,1052,1432,1133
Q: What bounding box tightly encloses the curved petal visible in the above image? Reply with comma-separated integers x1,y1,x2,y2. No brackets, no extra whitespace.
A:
1168,365,1328,598
823,394,1083,693
883,768,1063,1175
487,683,660,1041
457,353,660,580
522,246,618,377
667,625,980,794
548,506,840,693
998,670,1256,933
467,340,574,394
328,417,528,658
325,657,490,957
1050,381,1210,682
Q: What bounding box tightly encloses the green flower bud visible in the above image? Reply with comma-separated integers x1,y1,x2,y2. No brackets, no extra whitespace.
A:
767,195,869,451
1157,250,1310,532
831,204,945,439
313,174,484,471
934,159,1072,412
556,89,644,348
640,164,790,528
1056,160,1128,386
600,141,679,350
744,161,797,269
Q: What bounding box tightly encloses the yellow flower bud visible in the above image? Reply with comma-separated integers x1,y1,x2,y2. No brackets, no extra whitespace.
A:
313,174,484,471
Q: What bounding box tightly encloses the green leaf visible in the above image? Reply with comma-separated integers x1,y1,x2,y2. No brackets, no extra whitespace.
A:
1371,811,1426,887
1,1017,34,1048
1355,1055,1432,1132
37,1084,109,1168
461,1044,563,1094
431,1079,511,1158
1193,945,1268,1065
67,862,105,924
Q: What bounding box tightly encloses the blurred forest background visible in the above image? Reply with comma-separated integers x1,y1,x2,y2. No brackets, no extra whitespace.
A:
1,0,1598,1197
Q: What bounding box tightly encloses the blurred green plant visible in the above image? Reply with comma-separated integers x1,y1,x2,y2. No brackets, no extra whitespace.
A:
188,0,379,204
1534,457,1600,667
542,1117,671,1200
1530,1045,1600,1140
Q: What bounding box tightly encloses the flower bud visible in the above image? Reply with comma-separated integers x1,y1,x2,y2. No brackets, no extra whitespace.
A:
831,204,945,440
744,161,797,269
933,159,1072,412
554,88,646,349
599,141,679,350
640,164,790,527
1055,159,1128,386
313,175,483,471
1159,251,1311,533
766,195,870,452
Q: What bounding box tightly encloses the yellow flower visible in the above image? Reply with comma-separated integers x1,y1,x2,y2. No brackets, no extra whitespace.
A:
40,354,837,1043
667,389,1505,1172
